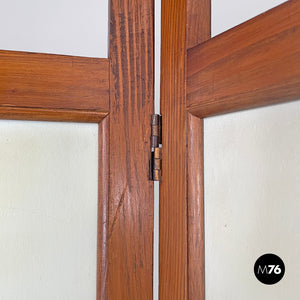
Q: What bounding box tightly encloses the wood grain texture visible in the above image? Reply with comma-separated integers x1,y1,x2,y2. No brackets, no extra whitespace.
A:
97,116,109,300
0,106,107,123
108,0,154,299
160,0,188,299
187,0,300,118
160,0,210,299
186,1,210,299
187,0,211,49
0,50,109,111
187,113,205,300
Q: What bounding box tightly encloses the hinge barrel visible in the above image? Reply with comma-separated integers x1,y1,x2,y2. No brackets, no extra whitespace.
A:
150,148,162,181
151,114,162,148
150,114,162,181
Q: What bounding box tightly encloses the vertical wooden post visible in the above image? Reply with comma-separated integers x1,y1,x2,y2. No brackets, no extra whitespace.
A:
108,0,154,299
160,0,210,299
187,113,205,299
160,0,188,298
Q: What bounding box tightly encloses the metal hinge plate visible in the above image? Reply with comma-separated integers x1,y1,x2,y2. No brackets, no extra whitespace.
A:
150,114,162,181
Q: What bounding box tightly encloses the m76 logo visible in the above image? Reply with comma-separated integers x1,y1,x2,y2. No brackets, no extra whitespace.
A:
254,254,285,285
257,265,282,275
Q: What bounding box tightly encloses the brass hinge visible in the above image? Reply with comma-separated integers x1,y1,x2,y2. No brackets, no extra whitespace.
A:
150,114,162,181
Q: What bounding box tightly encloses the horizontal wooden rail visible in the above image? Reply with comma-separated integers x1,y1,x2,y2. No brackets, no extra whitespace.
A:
187,0,300,118
0,106,108,123
0,50,110,112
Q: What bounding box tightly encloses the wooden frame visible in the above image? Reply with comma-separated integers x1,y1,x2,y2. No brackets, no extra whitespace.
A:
187,0,300,118
160,0,210,298
107,0,154,298
0,0,154,299
160,0,300,299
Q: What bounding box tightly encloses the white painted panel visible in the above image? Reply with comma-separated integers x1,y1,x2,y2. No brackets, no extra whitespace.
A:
0,0,108,57
204,101,300,299
212,0,288,37
0,120,98,299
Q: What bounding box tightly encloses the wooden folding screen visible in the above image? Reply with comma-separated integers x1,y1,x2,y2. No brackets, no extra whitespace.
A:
0,0,154,299
160,0,300,299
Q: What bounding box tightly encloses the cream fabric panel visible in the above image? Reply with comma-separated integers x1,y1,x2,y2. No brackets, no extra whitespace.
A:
0,121,98,299
204,101,300,299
